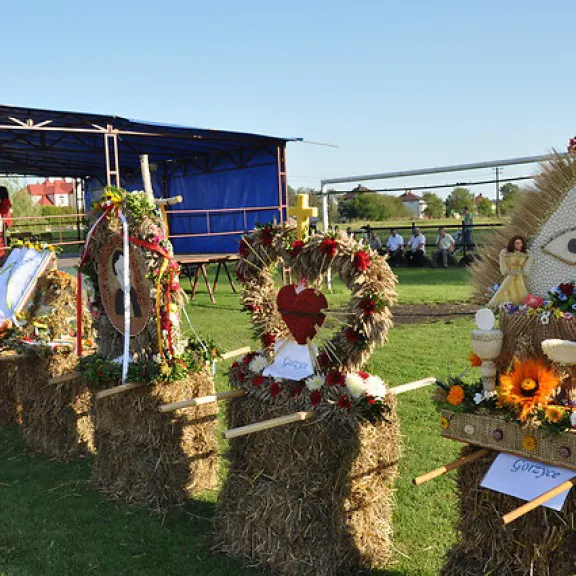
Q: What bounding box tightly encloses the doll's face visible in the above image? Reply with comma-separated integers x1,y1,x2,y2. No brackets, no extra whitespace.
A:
514,238,523,251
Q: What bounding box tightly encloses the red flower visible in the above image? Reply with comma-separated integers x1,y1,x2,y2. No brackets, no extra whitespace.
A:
326,370,346,386
569,137,576,154
338,395,352,409
357,371,370,380
468,352,482,367
238,372,246,383
270,381,282,397
260,227,274,246
559,283,575,297
524,294,544,309
291,383,304,397
262,333,276,348
317,351,330,370
242,353,255,365
290,240,304,257
252,375,265,388
344,326,360,343
359,297,378,316
320,237,338,257
310,390,322,406
367,396,376,405
353,250,371,272
232,361,239,369
238,238,250,258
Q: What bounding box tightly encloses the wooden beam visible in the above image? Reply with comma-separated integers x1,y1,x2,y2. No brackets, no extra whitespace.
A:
390,377,436,395
220,346,251,361
413,448,491,486
224,411,318,440
502,478,576,525
95,382,145,400
158,389,246,413
47,370,82,385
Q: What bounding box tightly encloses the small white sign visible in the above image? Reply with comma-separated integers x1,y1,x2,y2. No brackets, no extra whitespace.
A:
481,453,576,511
263,340,315,381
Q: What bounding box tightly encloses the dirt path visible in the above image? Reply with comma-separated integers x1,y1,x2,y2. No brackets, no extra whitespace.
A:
391,303,477,324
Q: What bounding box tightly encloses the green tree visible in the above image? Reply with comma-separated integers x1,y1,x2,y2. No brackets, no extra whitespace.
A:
339,193,408,221
422,192,445,218
446,187,473,215
476,196,494,217
499,182,521,215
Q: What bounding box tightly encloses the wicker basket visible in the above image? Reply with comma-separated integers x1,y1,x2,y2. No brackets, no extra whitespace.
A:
441,409,576,471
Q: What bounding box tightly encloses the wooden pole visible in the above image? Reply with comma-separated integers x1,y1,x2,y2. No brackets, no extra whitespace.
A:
155,196,183,207
47,370,82,385
224,411,318,440
140,154,154,200
159,389,246,413
502,478,576,525
390,377,436,395
413,448,491,486
95,382,145,400
220,346,251,361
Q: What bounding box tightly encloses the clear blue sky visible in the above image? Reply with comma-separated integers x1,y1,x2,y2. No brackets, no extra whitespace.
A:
1,0,574,199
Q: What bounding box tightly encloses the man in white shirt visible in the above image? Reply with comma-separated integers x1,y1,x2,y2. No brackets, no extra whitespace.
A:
385,228,404,266
406,227,427,266
369,232,383,253
433,227,455,268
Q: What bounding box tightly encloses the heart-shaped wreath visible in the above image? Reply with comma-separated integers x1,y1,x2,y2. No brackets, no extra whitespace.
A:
233,223,397,423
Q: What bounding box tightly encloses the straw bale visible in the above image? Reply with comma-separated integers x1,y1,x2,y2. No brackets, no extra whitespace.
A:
91,368,218,511
16,348,94,459
0,352,28,425
215,393,399,575
442,446,576,576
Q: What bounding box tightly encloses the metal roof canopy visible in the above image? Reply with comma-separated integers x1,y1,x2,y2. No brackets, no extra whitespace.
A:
0,104,294,179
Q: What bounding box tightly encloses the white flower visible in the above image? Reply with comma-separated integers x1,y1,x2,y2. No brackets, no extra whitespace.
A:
152,354,162,363
169,312,180,326
364,375,387,399
473,392,484,405
570,412,576,429
305,374,325,391
248,354,268,374
346,372,368,398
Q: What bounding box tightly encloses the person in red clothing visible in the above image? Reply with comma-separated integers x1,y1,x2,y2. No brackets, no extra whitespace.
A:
0,186,13,257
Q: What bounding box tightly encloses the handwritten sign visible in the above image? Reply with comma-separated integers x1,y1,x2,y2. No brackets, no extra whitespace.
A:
263,340,315,381
481,453,576,511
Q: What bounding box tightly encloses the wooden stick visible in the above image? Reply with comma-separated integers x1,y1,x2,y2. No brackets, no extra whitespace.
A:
95,382,145,400
502,478,576,525
224,411,318,440
47,370,82,385
155,195,183,207
413,448,490,486
221,346,251,361
390,377,436,395
158,389,246,413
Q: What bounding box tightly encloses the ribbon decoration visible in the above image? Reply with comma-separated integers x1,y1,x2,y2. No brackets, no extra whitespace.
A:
118,211,131,384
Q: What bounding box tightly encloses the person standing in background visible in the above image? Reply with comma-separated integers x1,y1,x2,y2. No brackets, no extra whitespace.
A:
0,186,13,258
463,206,474,249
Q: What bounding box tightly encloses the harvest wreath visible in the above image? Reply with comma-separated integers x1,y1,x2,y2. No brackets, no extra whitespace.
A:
233,223,397,423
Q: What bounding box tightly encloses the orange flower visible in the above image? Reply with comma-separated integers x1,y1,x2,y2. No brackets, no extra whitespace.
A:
468,352,482,367
544,405,566,423
497,358,561,422
447,385,465,406
522,435,537,451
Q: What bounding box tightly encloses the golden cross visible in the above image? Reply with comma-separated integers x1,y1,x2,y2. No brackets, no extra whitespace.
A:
288,194,318,240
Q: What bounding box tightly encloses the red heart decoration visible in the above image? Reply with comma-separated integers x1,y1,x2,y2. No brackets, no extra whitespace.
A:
276,285,328,345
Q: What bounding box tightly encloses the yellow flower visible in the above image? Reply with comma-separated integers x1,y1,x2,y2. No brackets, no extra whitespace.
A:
447,385,465,406
160,363,171,376
522,435,537,451
497,358,561,422
440,416,450,429
544,405,566,423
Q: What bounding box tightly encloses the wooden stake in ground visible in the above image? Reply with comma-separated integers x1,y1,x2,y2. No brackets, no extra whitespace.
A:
224,411,317,439
159,389,246,413
413,448,491,486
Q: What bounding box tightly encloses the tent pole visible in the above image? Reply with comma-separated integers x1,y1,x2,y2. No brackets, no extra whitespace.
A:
140,154,154,199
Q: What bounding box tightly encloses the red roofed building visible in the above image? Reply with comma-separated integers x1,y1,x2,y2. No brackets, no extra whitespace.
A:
399,190,426,218
27,180,74,207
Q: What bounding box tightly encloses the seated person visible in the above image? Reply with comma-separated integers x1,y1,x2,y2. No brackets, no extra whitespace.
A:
433,227,456,268
369,232,383,253
385,228,404,265
405,227,427,267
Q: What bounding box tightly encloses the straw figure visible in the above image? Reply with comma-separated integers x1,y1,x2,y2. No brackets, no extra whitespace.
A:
216,223,400,575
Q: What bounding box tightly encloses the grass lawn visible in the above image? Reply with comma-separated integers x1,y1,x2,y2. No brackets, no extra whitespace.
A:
0,268,475,576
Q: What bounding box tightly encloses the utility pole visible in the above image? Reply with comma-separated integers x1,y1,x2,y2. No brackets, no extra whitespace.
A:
494,166,501,218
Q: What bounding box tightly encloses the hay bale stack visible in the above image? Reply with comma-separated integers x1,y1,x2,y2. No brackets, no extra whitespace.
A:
0,353,29,425
92,369,218,511
17,348,94,459
442,446,576,576
215,395,399,576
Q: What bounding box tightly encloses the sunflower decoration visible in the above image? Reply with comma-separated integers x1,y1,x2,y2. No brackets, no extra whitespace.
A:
497,358,562,422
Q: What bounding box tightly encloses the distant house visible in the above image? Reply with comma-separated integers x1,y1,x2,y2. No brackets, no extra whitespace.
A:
399,190,426,218
342,184,372,202
27,179,74,207
473,193,495,213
